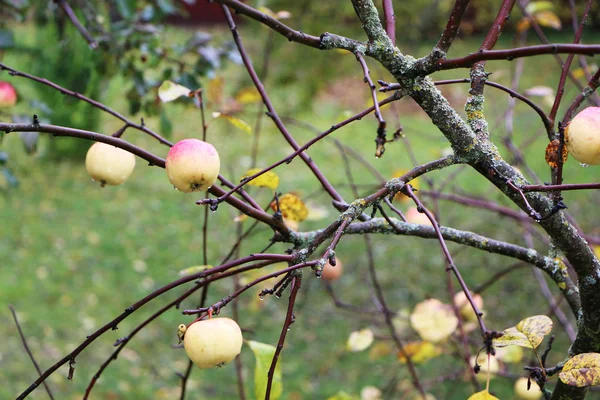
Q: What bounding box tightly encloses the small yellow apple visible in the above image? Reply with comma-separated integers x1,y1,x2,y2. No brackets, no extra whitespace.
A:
183,317,243,369
470,353,500,383
85,142,136,186
321,257,343,281
565,107,600,165
514,377,542,400
166,139,220,192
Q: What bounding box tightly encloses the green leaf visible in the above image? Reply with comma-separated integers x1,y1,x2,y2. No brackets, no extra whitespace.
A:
246,340,282,400
494,315,553,349
559,353,600,387
115,0,135,19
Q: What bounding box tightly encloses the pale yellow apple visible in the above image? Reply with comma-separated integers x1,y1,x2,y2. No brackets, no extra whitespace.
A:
565,107,600,165
470,353,500,383
166,139,220,192
183,317,243,368
321,257,343,281
514,377,542,400
85,142,136,186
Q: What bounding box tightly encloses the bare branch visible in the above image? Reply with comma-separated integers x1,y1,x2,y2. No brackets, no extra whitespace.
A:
55,0,98,49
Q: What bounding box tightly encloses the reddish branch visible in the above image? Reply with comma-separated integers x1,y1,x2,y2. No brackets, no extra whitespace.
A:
381,0,396,46
16,255,290,399
438,44,600,69
219,5,343,203
435,0,470,53
0,62,171,146
265,276,301,400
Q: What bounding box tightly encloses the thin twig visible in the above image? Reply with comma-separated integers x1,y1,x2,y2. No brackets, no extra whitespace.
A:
9,305,55,400
265,276,301,400
55,0,98,49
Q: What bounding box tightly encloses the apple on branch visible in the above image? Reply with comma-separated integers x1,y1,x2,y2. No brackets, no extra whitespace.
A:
166,138,221,192
565,106,600,165
182,317,243,368
0,81,17,108
85,142,136,186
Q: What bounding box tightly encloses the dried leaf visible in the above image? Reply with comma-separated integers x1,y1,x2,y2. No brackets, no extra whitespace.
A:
494,315,553,349
410,299,458,343
346,328,374,352
241,168,279,190
397,341,441,364
468,390,499,400
158,80,191,102
559,353,600,387
212,112,252,134
545,139,568,169
271,193,309,222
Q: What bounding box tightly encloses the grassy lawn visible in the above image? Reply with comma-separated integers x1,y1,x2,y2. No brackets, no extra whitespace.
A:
2,21,600,399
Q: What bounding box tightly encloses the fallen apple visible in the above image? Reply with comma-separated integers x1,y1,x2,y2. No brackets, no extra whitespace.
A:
565,107,600,165
183,317,243,368
166,138,220,192
85,142,136,186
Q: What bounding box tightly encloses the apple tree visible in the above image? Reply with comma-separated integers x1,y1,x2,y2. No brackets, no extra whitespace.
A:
3,0,600,399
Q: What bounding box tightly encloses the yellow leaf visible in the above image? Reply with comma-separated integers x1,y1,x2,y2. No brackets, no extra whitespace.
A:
212,112,252,134
534,10,562,30
207,77,224,107
397,341,441,364
410,299,458,343
559,353,600,387
271,193,308,222
241,168,279,190
494,315,553,349
346,328,374,352
178,265,213,277
235,87,262,104
468,390,499,400
234,214,248,223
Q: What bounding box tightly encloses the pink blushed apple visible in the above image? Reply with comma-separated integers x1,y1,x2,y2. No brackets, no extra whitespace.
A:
565,107,600,165
0,81,17,108
405,207,433,226
166,139,221,192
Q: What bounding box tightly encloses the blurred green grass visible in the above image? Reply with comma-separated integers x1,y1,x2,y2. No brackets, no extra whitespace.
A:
2,22,600,400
